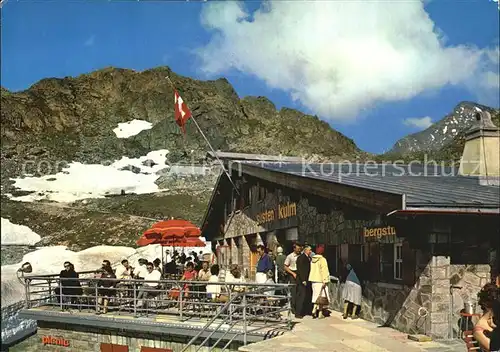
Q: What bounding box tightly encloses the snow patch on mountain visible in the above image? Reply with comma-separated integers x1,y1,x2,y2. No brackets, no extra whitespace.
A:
1,218,41,246
113,119,153,138
7,150,170,203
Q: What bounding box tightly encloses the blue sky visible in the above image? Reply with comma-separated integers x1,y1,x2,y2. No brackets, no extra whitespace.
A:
1,0,499,154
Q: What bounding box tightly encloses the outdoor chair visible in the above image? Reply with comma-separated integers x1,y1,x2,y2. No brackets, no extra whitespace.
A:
462,330,480,351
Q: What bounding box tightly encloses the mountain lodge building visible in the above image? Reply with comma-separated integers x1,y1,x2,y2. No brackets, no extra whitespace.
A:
201,112,500,339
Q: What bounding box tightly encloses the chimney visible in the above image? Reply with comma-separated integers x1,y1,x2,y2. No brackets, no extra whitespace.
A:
459,110,500,185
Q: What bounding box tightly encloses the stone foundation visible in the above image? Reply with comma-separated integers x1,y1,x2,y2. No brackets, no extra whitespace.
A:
11,321,241,352
327,256,491,339
328,281,429,335
430,256,491,339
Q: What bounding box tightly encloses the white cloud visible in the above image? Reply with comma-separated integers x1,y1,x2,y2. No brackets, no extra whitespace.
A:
84,35,95,47
403,116,433,129
197,1,500,121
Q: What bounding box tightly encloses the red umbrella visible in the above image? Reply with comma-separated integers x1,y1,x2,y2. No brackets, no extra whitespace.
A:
158,237,206,247
136,236,205,247
136,219,202,246
143,228,200,238
151,219,200,232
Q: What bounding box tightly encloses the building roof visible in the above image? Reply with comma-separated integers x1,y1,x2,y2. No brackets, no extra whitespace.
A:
239,162,500,210
206,151,303,163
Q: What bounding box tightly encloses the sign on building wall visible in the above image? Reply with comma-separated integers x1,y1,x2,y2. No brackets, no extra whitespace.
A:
363,226,397,242
42,336,70,347
256,202,297,224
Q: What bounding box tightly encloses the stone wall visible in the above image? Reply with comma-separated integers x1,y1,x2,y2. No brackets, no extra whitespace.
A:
1,301,37,347
327,254,491,339
224,191,377,246
327,281,428,334
430,256,491,339
327,249,432,336
11,322,241,352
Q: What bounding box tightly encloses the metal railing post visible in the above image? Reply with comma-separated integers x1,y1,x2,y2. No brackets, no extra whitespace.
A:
179,288,184,321
59,278,63,310
228,289,232,324
133,283,137,317
94,280,99,313
243,292,247,346
48,280,52,305
24,278,30,309
287,285,292,329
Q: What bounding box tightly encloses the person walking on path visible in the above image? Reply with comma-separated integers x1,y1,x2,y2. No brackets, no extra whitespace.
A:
295,245,312,319
309,245,331,319
256,244,274,284
342,263,362,319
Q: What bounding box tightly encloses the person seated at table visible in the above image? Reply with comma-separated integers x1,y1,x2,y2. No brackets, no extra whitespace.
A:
153,258,162,274
181,262,197,297
206,264,221,301
227,267,246,293
134,259,149,279
116,259,134,280
115,259,135,298
263,270,276,296
197,261,211,281
97,260,117,314
192,261,211,298
136,262,162,308
474,283,498,351
225,264,239,282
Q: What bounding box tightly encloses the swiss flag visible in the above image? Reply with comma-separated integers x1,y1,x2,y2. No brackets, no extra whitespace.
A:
174,90,192,133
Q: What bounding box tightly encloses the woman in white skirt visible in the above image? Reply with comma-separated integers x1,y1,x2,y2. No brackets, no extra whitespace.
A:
309,245,331,319
342,263,362,319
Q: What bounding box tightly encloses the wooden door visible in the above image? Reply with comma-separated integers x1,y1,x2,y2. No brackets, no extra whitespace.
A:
249,251,258,281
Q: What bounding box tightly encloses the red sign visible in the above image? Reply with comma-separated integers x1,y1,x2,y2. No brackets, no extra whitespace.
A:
42,335,70,347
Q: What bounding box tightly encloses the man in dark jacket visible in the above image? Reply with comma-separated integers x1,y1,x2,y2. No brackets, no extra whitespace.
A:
256,244,274,283
295,246,312,318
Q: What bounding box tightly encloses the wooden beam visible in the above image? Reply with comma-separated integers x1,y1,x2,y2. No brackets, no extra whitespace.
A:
239,164,403,213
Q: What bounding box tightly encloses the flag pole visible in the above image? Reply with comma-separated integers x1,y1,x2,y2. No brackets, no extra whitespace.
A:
166,76,240,195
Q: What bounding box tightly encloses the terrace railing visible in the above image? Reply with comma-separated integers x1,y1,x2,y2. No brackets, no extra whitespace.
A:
22,272,292,350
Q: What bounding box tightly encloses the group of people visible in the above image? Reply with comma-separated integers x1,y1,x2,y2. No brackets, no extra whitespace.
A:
256,243,331,319
56,250,251,314
473,276,500,352
257,242,363,320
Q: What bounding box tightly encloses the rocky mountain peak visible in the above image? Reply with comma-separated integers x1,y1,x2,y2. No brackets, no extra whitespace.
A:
1,67,362,175
388,101,498,155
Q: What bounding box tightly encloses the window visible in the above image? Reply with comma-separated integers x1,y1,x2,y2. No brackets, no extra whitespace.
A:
325,245,337,275
349,244,362,268
358,242,412,284
379,244,394,282
394,243,403,280
258,185,267,201
247,187,252,206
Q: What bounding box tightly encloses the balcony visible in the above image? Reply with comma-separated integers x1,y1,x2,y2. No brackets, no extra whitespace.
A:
19,273,293,350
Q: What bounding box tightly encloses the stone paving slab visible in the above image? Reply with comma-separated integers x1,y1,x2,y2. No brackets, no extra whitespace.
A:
239,314,466,352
